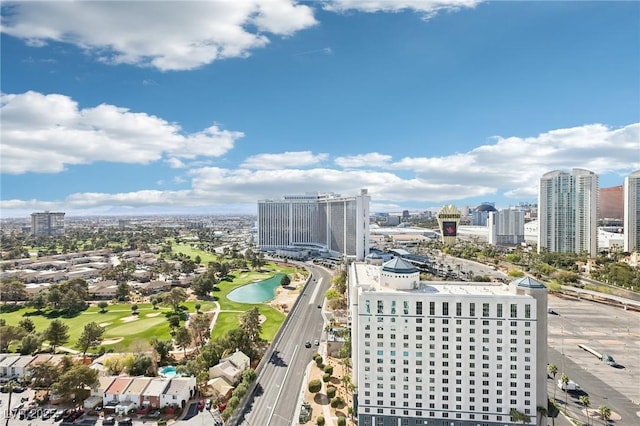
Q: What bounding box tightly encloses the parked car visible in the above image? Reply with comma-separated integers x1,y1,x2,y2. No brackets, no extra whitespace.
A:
305,341,312,348
118,417,133,426
103,416,116,425
205,399,212,410
314,339,319,346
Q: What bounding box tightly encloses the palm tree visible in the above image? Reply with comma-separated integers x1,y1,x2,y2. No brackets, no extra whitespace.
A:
580,395,591,426
3,379,19,426
598,406,611,425
560,374,570,411
510,408,531,425
548,364,558,400
536,406,547,426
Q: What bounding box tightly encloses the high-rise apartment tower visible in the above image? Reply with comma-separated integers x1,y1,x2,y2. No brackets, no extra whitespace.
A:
537,169,598,256
624,170,640,252
257,189,370,260
30,211,65,236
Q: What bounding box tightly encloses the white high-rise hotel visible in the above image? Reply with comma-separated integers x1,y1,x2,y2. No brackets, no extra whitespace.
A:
624,170,640,253
538,168,598,256
349,257,548,426
257,189,370,260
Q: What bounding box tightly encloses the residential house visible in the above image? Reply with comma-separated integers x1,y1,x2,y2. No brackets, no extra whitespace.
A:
0,355,20,378
138,280,171,296
9,355,35,379
141,378,170,410
104,377,133,411
88,280,118,299
209,350,250,384
206,376,234,400
160,377,196,409
121,377,152,410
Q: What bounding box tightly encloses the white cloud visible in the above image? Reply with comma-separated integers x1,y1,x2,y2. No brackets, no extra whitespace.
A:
0,91,244,174
324,0,483,19
335,152,392,168
1,1,317,71
240,151,329,169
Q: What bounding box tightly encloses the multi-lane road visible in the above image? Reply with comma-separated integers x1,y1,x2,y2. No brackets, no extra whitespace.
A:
233,263,333,426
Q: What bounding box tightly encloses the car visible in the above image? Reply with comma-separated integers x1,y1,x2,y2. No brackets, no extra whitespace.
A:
197,400,205,411
547,308,559,315
314,339,319,346
54,410,67,421
103,416,116,425
304,341,312,348
12,385,26,393
317,304,322,309
205,399,212,410
118,417,133,426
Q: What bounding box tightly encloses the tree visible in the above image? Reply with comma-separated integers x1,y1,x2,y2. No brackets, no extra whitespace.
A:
548,364,558,401
560,374,570,410
115,282,131,301
128,353,154,376
151,298,159,310
19,333,43,355
280,274,291,287
580,395,591,426
536,406,547,426
189,314,211,348
103,355,134,375
598,406,611,425
18,318,36,333
131,304,139,315
175,327,192,359
27,359,60,388
151,338,175,366
0,325,26,352
168,314,181,330
195,303,201,314
98,301,109,313
53,364,99,402
30,291,48,312
192,271,216,297
0,278,27,303
240,307,263,345
167,287,188,312
44,319,70,353
510,408,531,424
308,379,322,393
77,322,105,357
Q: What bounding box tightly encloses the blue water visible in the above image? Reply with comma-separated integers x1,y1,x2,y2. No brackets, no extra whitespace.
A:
227,274,285,303
159,365,180,378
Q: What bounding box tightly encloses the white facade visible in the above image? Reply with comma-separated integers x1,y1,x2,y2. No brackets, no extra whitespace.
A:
488,209,525,246
349,260,548,426
624,170,640,252
538,169,598,256
258,189,370,260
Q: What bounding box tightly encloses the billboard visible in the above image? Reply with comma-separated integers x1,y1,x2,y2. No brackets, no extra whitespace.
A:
442,221,457,237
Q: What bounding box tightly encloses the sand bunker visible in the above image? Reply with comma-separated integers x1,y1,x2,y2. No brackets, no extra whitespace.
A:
102,337,124,345
146,312,162,317
99,322,112,327
121,316,139,323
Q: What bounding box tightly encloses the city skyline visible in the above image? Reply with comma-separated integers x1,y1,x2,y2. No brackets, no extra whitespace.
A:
1,1,639,218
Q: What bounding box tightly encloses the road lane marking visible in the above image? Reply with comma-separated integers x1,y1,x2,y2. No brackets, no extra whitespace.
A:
309,278,323,304
267,344,299,426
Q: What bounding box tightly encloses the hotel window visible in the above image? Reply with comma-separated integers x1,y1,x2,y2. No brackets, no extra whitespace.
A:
416,301,423,315
470,303,476,316
456,302,462,316
391,300,396,314
377,300,384,314
429,301,435,315
525,304,531,319
365,300,370,313
404,301,409,314
482,303,490,317
510,304,517,318
443,302,449,316
416,326,422,332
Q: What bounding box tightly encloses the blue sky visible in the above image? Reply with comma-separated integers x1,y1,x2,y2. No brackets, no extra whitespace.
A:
1,0,639,218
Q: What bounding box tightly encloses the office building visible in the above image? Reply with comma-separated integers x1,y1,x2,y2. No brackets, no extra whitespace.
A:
537,169,598,256
30,211,65,236
257,189,370,260
349,257,548,426
488,209,525,246
624,170,640,252
471,203,497,226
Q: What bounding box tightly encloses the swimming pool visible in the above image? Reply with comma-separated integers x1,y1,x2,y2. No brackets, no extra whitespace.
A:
227,273,285,303
158,365,181,378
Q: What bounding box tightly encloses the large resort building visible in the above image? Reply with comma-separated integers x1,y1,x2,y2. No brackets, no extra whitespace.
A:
257,189,370,260
349,256,548,426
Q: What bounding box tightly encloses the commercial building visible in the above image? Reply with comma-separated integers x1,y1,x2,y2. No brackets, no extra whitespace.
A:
537,169,598,256
624,170,640,253
257,189,370,260
471,203,497,226
436,205,461,245
488,209,525,246
30,211,65,236
349,256,548,426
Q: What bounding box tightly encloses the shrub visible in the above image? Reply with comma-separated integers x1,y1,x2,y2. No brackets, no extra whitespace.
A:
323,364,333,375
326,386,336,399
331,396,345,408
312,352,321,361
322,373,331,383
308,379,322,393
315,356,324,367
337,416,346,426
316,416,325,426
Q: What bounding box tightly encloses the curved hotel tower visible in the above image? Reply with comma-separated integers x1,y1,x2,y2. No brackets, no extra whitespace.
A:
624,170,640,253
257,189,370,260
538,169,598,256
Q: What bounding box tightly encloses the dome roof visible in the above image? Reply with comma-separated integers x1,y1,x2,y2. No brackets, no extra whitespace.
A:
512,276,545,289
476,204,497,212
382,257,419,274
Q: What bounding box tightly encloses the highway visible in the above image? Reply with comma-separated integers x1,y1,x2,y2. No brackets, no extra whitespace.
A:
234,263,333,426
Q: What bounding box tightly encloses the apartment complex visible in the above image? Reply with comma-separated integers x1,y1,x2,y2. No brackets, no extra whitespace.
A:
349,256,548,426
487,209,525,246
30,211,65,236
257,189,370,260
537,169,598,256
624,170,640,252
